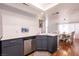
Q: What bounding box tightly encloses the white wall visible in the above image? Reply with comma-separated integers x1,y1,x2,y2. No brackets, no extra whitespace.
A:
0,13,2,39
47,4,79,34
48,15,59,34
48,21,58,34
0,9,40,40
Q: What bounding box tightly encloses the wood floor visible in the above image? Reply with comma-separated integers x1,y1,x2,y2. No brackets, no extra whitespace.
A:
51,40,79,56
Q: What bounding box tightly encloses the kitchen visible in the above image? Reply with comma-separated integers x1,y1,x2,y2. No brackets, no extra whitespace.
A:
0,3,79,56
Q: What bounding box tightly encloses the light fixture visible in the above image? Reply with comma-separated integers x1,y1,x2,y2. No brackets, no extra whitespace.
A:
52,11,60,15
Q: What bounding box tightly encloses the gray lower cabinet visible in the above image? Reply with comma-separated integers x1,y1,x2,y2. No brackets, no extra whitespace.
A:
34,36,48,51
1,39,24,56
47,36,57,53
31,39,36,51
42,39,47,50
32,35,57,53
35,39,42,50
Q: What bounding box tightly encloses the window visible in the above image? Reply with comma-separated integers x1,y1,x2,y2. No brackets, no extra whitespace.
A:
58,23,75,34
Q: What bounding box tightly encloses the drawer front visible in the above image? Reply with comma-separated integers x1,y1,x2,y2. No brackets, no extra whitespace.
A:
1,39,24,56
2,39,22,47
2,45,21,56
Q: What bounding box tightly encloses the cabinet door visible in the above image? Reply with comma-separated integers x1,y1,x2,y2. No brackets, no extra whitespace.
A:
2,39,23,56
36,39,42,50
32,36,48,51
31,39,36,51
0,41,1,56
48,36,57,53
42,39,47,50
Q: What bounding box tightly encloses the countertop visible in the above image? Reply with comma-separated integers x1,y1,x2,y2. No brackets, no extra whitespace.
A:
0,33,58,41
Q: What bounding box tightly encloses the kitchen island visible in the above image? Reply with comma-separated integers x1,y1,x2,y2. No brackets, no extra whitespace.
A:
0,33,58,56
32,33,58,53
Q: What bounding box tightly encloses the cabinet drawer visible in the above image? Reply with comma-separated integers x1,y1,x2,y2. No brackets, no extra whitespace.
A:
2,39,22,47
1,39,24,56
2,45,23,56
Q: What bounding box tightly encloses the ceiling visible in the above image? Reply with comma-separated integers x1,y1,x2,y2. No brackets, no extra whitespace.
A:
47,3,79,23
0,3,43,16
1,3,59,16
1,3,79,24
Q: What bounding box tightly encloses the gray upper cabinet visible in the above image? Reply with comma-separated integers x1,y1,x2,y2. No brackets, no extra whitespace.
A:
1,39,24,56
0,14,2,40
